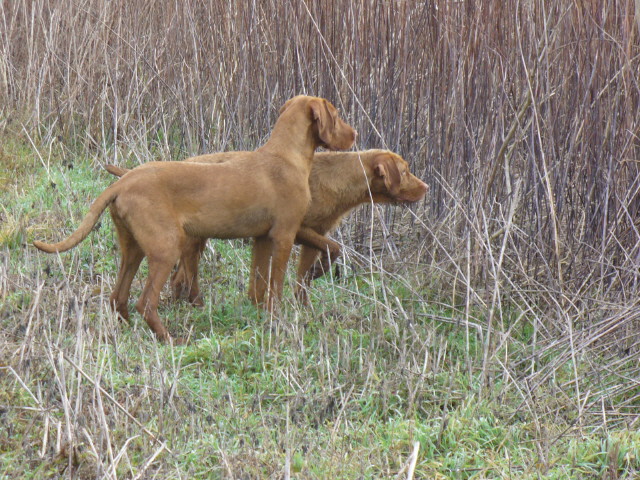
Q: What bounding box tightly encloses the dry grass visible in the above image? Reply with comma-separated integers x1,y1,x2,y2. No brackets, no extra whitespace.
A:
2,0,640,477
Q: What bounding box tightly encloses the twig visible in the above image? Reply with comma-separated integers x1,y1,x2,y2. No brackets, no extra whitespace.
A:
62,352,172,454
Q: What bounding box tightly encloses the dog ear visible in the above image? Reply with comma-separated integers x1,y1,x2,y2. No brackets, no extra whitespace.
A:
310,99,336,147
373,154,402,195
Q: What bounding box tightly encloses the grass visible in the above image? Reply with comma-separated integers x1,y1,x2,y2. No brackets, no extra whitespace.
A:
2,1,640,476
2,135,640,478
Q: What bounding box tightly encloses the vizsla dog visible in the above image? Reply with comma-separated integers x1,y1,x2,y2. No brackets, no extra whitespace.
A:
34,95,356,342
106,150,428,305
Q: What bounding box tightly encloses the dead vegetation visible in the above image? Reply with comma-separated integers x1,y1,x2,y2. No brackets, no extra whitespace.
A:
2,0,640,477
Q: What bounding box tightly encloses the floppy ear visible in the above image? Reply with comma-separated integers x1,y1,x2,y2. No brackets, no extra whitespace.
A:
309,99,336,146
373,154,402,195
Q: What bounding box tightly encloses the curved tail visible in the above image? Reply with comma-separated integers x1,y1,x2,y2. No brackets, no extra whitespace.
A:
33,184,119,253
104,164,129,177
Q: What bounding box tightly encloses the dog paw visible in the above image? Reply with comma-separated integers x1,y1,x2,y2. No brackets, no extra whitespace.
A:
295,287,310,306
188,294,204,307
165,335,188,346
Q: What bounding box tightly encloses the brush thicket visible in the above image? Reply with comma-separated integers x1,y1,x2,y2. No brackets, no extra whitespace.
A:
2,0,640,477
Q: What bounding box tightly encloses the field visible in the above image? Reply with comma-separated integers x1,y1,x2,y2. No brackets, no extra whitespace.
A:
2,1,640,478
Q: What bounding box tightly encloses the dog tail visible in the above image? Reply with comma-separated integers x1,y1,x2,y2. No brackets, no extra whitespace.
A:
104,164,130,177
33,184,119,253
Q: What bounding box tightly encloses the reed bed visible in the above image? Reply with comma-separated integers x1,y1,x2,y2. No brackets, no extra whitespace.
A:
2,0,640,477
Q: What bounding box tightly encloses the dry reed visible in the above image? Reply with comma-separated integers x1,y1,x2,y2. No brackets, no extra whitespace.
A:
2,0,640,462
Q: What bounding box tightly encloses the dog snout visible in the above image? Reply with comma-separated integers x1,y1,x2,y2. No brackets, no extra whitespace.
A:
420,179,429,196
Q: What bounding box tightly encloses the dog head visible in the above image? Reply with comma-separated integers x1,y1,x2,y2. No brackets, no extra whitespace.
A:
309,98,356,151
368,151,428,203
279,96,356,151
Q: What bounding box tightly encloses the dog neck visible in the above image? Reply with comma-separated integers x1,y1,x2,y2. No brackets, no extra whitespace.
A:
312,151,385,211
258,107,318,169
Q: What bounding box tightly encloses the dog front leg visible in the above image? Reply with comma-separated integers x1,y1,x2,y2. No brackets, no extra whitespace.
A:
265,233,295,311
295,226,340,282
294,245,321,305
295,227,340,262
249,236,272,306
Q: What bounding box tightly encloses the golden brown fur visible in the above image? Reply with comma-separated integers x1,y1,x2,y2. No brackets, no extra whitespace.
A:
107,149,428,305
34,95,356,342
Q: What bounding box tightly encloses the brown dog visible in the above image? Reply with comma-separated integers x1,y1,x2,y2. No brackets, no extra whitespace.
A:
34,95,356,342
106,150,428,305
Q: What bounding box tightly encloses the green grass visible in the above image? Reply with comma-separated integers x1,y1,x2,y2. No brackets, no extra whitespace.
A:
2,134,640,478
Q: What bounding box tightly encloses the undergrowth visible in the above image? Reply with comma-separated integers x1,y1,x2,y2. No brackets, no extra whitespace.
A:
2,133,640,479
